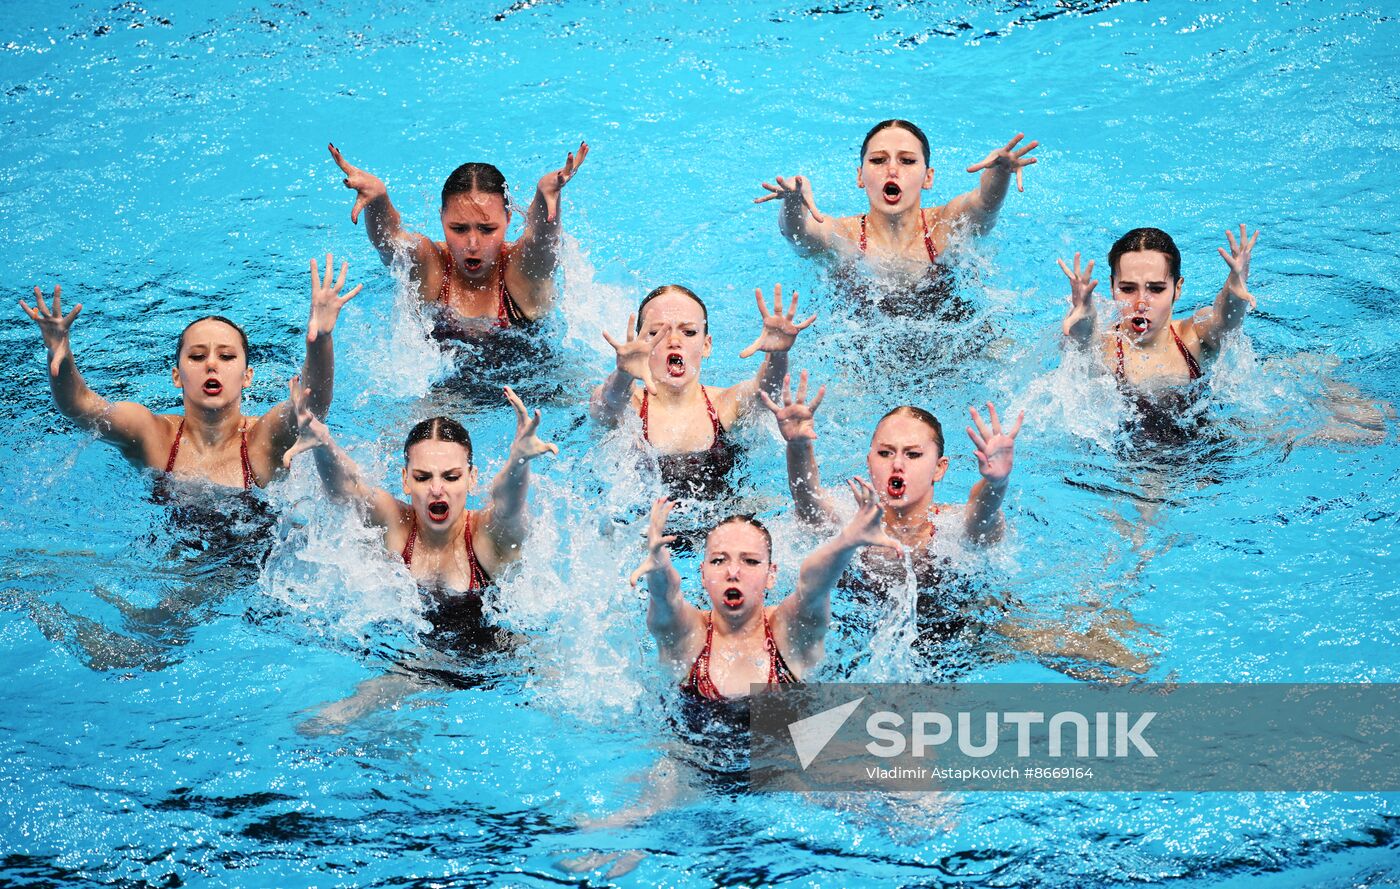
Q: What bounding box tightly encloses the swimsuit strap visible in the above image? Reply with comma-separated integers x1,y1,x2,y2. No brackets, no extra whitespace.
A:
239,420,253,490
761,611,798,686
639,386,721,450
401,511,487,591
858,212,938,263
401,514,418,565
164,418,184,474
163,417,253,489
681,614,720,700
1171,323,1203,381
437,243,517,330
1115,323,1202,382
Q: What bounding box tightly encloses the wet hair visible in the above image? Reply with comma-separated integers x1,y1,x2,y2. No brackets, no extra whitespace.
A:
1108,227,1182,281
441,162,509,210
635,284,709,335
706,514,772,561
875,405,945,457
175,315,250,363
403,416,474,466
860,119,931,165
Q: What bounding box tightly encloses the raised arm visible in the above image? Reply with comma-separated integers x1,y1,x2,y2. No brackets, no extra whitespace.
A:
1186,225,1259,354
478,387,558,562
20,286,162,463
591,314,667,427
259,255,361,464
282,376,401,528
963,401,1025,546
731,284,816,410
775,478,902,666
1058,252,1100,349
755,175,836,256
943,133,1039,236
629,497,704,657
759,371,842,529
512,142,588,302
328,143,430,267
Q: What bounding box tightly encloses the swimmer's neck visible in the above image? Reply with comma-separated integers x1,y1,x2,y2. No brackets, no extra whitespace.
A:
883,495,937,542
863,204,926,249
650,375,707,403
178,402,247,448
415,511,470,548
709,604,768,639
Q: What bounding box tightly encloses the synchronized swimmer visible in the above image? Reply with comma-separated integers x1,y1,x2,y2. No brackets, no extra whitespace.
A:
23,119,1282,710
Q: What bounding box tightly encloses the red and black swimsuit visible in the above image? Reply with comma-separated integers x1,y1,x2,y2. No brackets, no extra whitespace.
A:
639,386,738,501
164,418,255,489
858,209,939,263
680,611,798,702
435,243,529,331
401,511,498,647
1114,322,1203,383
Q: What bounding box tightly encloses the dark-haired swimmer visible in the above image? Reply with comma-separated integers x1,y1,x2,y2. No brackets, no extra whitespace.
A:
284,382,555,610
21,255,360,490
631,484,900,701
756,120,1038,275
1061,225,1257,392
329,141,587,336
590,283,814,499
767,374,1023,555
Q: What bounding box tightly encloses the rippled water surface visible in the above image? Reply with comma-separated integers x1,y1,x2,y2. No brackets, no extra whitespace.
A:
1,0,1397,885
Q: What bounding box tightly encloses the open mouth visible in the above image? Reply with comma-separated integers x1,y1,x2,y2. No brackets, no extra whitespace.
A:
886,475,906,499
202,379,223,395
882,181,902,204
722,587,744,608
427,500,450,522
1128,316,1150,335
666,352,686,378
462,257,484,273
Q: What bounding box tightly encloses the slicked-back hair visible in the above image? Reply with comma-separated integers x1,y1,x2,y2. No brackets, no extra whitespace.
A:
1108,227,1182,281
860,119,931,165
875,405,945,458
635,284,708,335
403,416,474,466
176,315,250,364
441,162,508,210
706,514,772,561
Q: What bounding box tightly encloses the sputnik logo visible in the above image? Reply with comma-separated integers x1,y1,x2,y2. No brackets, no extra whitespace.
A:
787,696,866,769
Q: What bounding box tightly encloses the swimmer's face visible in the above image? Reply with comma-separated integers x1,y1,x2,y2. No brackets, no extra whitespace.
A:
867,414,949,510
639,290,711,389
857,128,933,215
1112,250,1183,342
402,440,478,530
441,191,510,282
700,521,776,616
172,319,252,408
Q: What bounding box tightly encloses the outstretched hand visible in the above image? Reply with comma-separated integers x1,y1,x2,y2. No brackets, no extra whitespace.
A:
739,284,817,359
629,496,678,587
759,371,825,443
1218,224,1260,308
602,314,668,396
841,478,903,554
1057,252,1098,334
536,141,589,223
282,375,333,468
966,133,1040,192
754,175,825,222
307,253,363,342
328,143,388,225
967,402,1024,489
504,386,559,462
19,285,81,375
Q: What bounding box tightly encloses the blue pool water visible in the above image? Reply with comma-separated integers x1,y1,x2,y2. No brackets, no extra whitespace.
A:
2,0,1397,885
